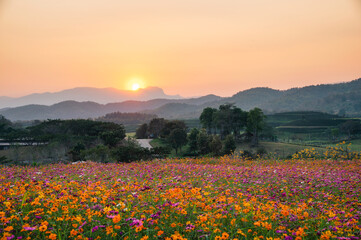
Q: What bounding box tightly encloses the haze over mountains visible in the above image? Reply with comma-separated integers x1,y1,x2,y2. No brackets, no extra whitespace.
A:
0,78,360,121
0,87,182,109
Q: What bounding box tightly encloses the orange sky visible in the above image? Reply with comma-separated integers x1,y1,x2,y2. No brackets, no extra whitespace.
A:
1,0,361,97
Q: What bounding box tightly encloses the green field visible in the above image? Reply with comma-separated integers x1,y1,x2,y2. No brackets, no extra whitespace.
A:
235,141,327,158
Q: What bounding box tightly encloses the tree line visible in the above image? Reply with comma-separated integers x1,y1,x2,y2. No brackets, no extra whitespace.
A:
135,104,268,156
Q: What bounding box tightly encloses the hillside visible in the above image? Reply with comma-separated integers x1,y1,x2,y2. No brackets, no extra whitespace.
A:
0,87,182,108
0,78,360,121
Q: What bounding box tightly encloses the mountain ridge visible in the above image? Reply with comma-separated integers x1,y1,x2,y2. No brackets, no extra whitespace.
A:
0,78,360,121
0,86,182,109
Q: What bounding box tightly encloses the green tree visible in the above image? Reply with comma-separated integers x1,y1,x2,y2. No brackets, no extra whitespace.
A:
223,134,236,155
136,123,148,139
339,120,361,139
200,107,217,134
167,128,188,154
148,118,166,138
69,142,86,162
215,104,233,138
246,108,266,146
100,127,126,147
161,120,187,138
209,135,222,156
188,128,199,153
231,107,248,139
197,129,210,155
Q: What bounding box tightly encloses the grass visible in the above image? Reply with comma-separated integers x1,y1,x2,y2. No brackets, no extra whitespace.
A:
126,132,136,137
236,141,327,158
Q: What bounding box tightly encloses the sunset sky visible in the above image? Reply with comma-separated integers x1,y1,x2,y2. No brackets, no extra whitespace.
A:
1,0,361,97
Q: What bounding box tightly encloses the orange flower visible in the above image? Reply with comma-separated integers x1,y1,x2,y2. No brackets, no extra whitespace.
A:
39,225,48,232
157,230,164,236
113,215,121,224
48,233,57,240
222,232,229,239
70,229,78,237
4,226,14,232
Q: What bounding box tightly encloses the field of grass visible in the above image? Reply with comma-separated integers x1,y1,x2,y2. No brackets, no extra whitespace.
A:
236,141,327,158
1,156,361,240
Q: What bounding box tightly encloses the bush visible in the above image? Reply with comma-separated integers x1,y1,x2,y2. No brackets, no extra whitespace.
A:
223,134,236,155
112,146,151,163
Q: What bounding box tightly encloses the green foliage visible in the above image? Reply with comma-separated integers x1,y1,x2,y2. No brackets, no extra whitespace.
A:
135,123,148,139
247,108,266,146
199,104,248,138
339,120,361,139
223,134,236,155
200,107,217,133
209,135,222,156
161,120,187,138
112,146,150,163
96,112,157,125
197,129,211,155
150,146,171,158
80,145,111,163
167,128,188,154
69,143,86,162
100,128,126,147
0,156,11,165
188,128,199,153
148,118,166,138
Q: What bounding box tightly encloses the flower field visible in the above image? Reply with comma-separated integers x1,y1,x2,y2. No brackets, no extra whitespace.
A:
1,157,361,240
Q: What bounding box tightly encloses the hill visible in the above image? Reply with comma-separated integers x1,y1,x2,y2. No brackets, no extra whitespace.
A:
0,86,182,109
0,78,360,121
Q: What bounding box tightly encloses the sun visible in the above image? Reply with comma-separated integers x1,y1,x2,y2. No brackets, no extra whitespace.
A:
132,83,140,91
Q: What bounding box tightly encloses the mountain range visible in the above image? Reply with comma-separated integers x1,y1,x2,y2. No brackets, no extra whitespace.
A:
0,86,182,109
0,78,360,121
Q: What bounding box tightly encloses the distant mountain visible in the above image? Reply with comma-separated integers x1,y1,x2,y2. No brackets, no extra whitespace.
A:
0,78,360,121
0,87,182,108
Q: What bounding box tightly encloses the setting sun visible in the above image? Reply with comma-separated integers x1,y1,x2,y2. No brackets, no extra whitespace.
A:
132,83,140,91
126,77,146,91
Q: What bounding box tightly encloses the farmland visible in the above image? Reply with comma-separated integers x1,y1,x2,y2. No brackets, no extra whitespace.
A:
1,156,361,240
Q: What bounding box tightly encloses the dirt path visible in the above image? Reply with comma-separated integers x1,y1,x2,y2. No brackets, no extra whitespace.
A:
136,139,153,149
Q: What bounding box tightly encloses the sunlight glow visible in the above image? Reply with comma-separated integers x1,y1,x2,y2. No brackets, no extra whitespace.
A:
132,83,140,91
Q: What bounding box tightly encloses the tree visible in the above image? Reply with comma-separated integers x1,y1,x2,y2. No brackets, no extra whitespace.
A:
136,123,148,139
188,128,199,153
197,129,211,155
209,135,222,156
161,120,187,138
231,107,248,139
148,118,166,138
200,107,217,134
339,120,361,139
69,142,86,162
215,104,233,138
223,134,236,155
330,128,339,141
167,128,188,154
246,108,266,146
100,127,126,148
